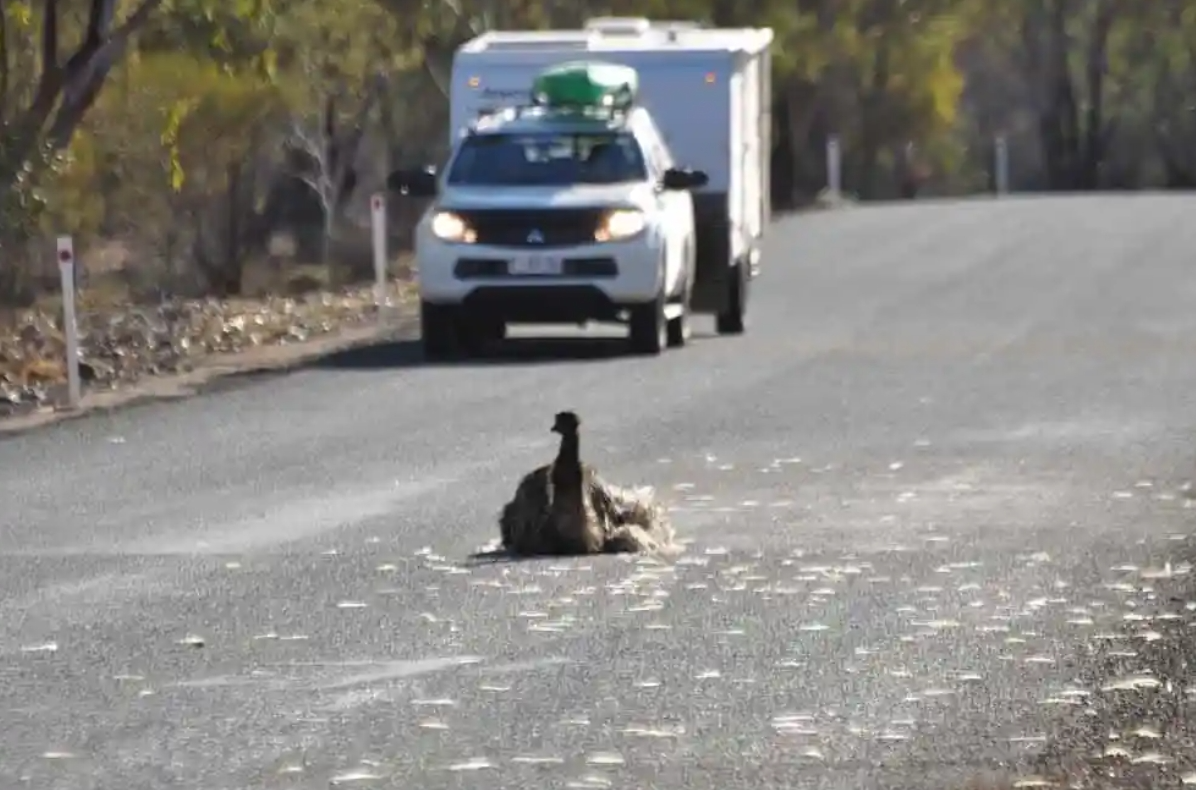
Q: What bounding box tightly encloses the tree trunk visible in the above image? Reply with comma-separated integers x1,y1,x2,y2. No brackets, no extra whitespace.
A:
1077,1,1115,189
26,0,162,161
322,203,336,286
858,43,891,200
777,80,827,206
224,162,243,296
771,93,795,208
1023,0,1081,191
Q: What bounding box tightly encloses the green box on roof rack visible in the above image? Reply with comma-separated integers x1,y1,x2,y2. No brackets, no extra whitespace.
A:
532,61,638,111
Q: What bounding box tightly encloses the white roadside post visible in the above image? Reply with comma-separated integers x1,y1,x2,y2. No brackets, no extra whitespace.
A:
994,134,1009,196
826,134,842,201
56,235,82,409
370,192,388,321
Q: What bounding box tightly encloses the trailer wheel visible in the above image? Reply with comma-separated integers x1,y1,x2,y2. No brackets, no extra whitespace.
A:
715,257,748,335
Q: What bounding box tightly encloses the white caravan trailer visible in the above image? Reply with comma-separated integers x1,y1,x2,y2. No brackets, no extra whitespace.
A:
448,17,773,329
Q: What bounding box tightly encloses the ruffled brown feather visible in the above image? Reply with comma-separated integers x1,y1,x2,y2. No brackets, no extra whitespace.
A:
499,460,676,557
499,464,555,556
587,472,675,554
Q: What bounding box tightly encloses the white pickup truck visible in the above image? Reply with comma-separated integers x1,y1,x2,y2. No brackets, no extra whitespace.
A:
388,16,774,359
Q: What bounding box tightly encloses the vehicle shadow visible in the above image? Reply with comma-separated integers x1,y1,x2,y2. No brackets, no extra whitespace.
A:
309,332,710,371
463,548,521,567
462,547,623,567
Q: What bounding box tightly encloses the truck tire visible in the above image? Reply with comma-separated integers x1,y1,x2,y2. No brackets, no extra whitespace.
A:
485,318,508,343
715,257,748,335
666,242,694,348
628,294,667,355
421,301,458,360
457,315,505,355
666,299,690,348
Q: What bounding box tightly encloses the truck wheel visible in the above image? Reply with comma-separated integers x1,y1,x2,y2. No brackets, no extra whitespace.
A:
628,294,666,355
667,243,694,348
457,315,505,355
421,301,458,360
715,257,748,335
666,301,690,348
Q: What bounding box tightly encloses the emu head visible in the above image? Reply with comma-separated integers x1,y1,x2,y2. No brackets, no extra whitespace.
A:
551,411,581,435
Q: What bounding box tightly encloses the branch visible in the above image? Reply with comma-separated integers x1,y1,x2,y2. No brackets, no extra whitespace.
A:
23,0,64,128
2,0,164,186
62,0,162,90
421,0,483,97
437,0,485,35
0,3,9,122
288,117,329,169
286,118,334,207
41,0,57,72
1018,2,1045,110
294,172,331,208
322,93,336,150
327,74,384,195
47,67,107,148
84,0,118,50
422,43,451,99
47,0,164,153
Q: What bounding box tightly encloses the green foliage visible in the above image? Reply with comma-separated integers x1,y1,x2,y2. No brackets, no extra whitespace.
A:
142,0,280,62
4,0,1196,303
78,50,289,229
273,0,405,79
37,130,106,239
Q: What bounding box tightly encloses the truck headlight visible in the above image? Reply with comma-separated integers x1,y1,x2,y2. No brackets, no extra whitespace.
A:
594,209,645,242
430,211,476,243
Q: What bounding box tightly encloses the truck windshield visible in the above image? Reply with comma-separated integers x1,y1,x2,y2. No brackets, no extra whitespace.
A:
446,132,648,186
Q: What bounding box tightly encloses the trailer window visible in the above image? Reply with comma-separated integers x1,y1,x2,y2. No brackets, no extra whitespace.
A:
446,132,648,186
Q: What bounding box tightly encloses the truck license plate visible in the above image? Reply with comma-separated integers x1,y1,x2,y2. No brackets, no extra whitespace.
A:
509,255,562,276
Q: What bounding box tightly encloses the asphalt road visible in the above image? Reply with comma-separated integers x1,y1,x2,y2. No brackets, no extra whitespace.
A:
3,194,1196,790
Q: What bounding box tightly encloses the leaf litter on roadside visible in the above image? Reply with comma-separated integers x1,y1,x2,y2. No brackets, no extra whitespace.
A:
0,281,412,415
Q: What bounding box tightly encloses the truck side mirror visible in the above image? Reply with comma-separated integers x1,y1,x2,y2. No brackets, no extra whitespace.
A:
387,165,438,198
661,167,708,191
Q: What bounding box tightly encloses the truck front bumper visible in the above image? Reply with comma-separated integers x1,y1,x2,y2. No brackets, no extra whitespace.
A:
416,236,664,321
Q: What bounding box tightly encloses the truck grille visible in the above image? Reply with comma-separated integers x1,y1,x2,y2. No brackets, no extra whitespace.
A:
454,208,605,248
454,256,617,279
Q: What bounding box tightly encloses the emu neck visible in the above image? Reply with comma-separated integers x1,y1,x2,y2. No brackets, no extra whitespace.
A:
552,431,582,484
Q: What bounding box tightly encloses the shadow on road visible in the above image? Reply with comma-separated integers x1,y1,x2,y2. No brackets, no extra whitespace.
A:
463,546,625,567
463,548,520,567
307,333,712,371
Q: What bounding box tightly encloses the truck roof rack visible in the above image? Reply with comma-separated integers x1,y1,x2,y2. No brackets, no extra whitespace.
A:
467,102,634,134
467,60,640,133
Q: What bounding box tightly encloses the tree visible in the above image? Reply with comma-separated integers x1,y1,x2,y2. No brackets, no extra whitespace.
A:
0,0,164,302
1,0,163,176
0,0,278,303
287,74,387,272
